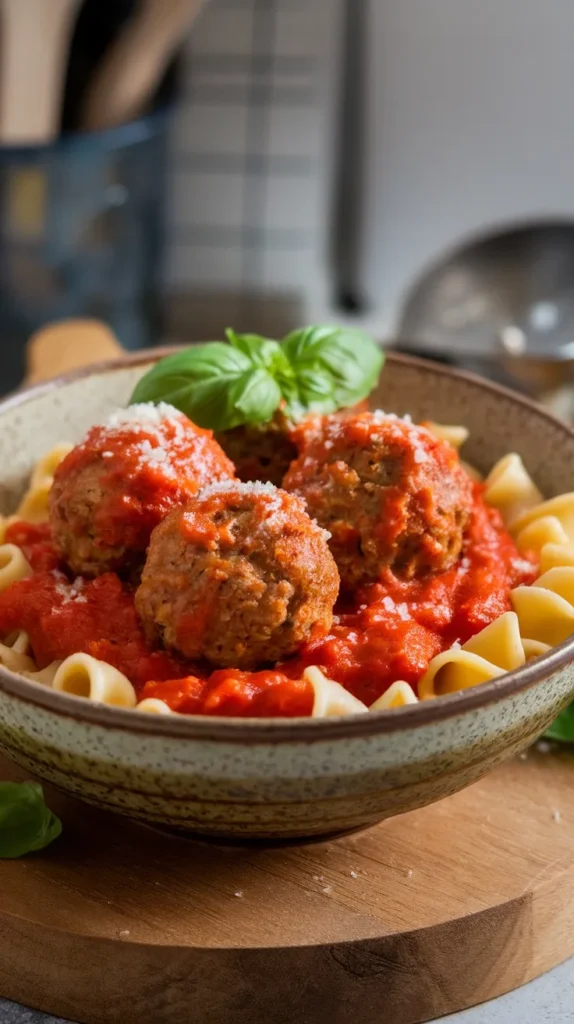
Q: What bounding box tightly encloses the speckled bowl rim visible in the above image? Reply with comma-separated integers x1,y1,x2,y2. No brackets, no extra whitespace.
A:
0,347,573,744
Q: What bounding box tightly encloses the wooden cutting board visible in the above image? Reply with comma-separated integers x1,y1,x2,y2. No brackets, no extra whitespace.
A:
0,746,573,1024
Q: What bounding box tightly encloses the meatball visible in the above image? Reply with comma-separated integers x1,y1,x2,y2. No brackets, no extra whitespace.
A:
216,402,371,486
135,481,340,669
50,402,235,576
217,413,298,486
282,411,473,588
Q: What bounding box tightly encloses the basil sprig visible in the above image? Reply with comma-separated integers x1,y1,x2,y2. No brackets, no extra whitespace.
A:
0,781,62,858
130,325,384,431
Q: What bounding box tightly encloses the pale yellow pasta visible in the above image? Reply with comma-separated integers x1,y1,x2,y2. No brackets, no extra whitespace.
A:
370,681,418,710
510,492,574,542
5,630,31,656
484,454,543,526
136,698,175,714
419,612,524,698
53,653,137,708
15,443,73,524
22,662,63,686
0,633,36,675
522,639,552,661
426,422,469,449
306,666,369,717
0,544,32,592
30,443,73,488
512,567,574,647
539,543,574,573
462,611,526,672
15,480,53,524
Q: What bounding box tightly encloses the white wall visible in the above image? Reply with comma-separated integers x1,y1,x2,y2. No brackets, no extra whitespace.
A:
363,0,574,334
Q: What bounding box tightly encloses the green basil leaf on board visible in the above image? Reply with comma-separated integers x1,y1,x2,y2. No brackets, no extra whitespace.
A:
130,325,384,431
545,701,574,743
0,781,62,859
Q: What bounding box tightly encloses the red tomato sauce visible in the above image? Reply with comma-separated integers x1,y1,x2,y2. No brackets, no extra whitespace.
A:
0,483,537,716
54,415,234,555
283,486,537,705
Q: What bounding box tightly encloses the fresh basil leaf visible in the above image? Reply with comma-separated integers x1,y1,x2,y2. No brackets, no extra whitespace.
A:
232,367,283,424
545,701,574,743
130,342,284,431
281,325,384,417
0,781,62,859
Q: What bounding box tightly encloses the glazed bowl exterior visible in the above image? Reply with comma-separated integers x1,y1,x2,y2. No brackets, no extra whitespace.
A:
0,351,572,841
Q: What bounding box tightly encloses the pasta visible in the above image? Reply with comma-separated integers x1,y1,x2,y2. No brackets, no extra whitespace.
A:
1,430,573,718
53,653,137,708
0,544,32,592
136,698,175,714
14,443,73,524
419,612,524,698
0,631,36,675
306,667,369,717
22,662,63,686
370,681,419,710
484,453,543,526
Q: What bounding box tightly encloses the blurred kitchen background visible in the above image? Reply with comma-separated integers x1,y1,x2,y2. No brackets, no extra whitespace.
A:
3,0,574,417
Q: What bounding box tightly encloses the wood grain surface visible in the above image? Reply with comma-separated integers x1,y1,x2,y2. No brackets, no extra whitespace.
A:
0,748,573,1024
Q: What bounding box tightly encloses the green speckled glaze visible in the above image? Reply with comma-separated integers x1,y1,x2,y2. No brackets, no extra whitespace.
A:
0,351,572,840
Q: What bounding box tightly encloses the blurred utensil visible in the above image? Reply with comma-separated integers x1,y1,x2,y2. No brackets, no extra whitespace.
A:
398,222,574,398
0,0,81,143
81,0,205,132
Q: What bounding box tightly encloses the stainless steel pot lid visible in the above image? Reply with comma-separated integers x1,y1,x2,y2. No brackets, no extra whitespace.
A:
398,222,574,361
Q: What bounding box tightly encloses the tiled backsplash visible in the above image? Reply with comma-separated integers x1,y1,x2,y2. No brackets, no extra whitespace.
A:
163,0,344,337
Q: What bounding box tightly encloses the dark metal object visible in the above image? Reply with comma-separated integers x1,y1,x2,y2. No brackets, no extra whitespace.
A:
398,222,574,395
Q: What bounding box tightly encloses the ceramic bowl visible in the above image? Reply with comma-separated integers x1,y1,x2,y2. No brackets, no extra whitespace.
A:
0,351,573,841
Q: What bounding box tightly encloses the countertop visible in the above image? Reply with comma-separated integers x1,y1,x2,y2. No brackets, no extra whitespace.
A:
1,958,573,1024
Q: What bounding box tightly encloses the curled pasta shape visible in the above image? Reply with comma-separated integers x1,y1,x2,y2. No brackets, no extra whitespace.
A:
136,698,174,714
30,443,74,488
425,422,469,449
53,653,137,708
305,666,369,717
0,631,36,675
419,612,525,699
0,544,32,592
15,443,73,524
22,661,63,686
484,454,543,526
15,480,53,525
512,567,574,647
370,681,418,710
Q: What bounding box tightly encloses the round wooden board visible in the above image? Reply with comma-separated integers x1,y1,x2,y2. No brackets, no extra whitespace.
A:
0,749,573,1024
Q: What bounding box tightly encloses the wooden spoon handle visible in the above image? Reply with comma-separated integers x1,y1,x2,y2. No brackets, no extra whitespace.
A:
81,0,206,131
25,319,125,385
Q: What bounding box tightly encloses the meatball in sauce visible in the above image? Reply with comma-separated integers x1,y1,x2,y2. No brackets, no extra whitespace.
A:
283,411,473,589
50,402,235,577
135,481,340,669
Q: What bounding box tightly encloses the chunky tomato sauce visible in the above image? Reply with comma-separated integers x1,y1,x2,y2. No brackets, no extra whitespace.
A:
0,484,536,716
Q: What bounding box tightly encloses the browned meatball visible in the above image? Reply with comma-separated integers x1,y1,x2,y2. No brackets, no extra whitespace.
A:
217,414,298,486
282,411,473,588
216,402,372,486
50,402,235,577
135,481,340,669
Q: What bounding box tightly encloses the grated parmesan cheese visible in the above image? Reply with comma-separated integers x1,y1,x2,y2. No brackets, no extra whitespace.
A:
197,479,331,542
105,402,183,429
